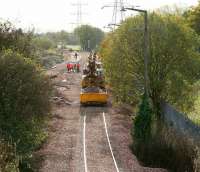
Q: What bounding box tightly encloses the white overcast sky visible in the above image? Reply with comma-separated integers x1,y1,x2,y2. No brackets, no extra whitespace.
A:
0,0,198,33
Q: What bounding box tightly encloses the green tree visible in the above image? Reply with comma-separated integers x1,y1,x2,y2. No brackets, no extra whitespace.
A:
0,21,36,60
133,94,153,142
184,2,200,35
100,12,200,112
74,25,104,50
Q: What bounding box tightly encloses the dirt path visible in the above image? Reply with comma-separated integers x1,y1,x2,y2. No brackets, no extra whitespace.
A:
36,52,167,172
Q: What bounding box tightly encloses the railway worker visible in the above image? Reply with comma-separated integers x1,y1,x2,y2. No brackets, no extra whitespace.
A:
73,63,77,72
68,63,72,72
74,52,78,60
77,63,80,73
67,63,70,72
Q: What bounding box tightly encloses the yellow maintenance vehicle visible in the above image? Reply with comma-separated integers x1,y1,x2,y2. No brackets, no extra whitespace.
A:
80,53,108,105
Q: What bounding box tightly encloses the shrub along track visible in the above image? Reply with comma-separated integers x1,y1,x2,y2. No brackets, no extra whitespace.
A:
35,52,167,172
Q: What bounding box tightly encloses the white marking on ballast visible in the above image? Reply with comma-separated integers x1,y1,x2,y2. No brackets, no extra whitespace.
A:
103,112,120,172
83,115,88,172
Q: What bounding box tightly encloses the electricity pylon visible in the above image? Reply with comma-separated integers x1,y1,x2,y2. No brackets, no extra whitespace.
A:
102,0,125,30
71,0,87,28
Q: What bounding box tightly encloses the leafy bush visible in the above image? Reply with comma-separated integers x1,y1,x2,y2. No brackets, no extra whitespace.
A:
0,137,19,172
32,37,55,50
0,49,51,170
40,54,64,69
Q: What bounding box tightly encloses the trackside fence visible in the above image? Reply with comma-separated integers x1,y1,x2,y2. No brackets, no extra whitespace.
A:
160,101,200,145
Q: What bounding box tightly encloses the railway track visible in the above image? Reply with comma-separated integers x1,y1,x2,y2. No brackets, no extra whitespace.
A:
40,52,167,172
80,107,120,172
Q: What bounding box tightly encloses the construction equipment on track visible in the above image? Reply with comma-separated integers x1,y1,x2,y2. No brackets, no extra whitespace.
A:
80,53,108,105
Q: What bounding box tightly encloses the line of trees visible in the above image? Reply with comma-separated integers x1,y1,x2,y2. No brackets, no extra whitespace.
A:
33,30,79,50
33,25,104,51
100,9,200,113
100,5,200,171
